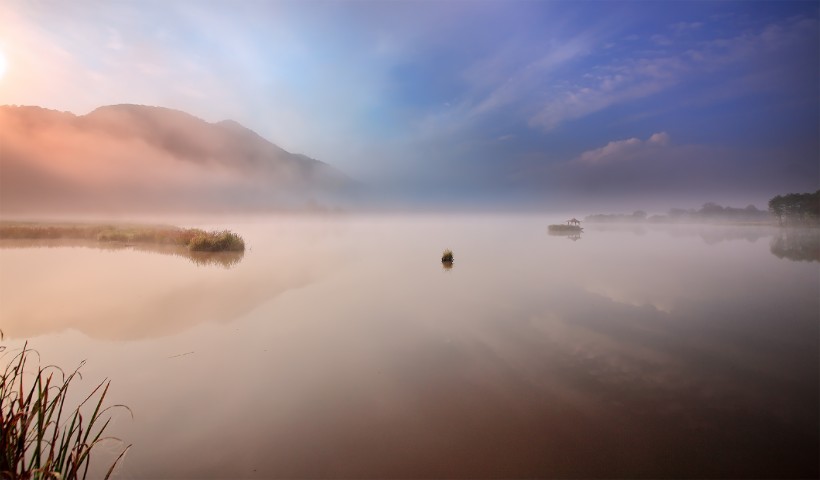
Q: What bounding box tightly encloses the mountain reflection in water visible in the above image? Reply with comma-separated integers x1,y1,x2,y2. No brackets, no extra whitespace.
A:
0,221,344,340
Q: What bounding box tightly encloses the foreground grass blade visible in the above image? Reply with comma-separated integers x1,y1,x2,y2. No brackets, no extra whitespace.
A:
0,345,130,479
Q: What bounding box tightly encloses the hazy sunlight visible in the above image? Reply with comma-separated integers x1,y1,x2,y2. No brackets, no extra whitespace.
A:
0,2,817,479
0,49,6,80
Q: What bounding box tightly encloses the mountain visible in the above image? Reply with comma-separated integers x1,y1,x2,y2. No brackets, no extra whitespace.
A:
0,104,356,212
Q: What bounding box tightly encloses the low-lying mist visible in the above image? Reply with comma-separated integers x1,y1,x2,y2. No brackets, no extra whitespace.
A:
1,104,814,217
0,104,355,214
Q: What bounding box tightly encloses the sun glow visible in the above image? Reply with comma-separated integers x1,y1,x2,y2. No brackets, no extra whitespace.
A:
0,50,6,80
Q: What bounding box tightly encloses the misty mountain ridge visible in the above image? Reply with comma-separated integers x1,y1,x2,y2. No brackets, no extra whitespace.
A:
0,104,356,212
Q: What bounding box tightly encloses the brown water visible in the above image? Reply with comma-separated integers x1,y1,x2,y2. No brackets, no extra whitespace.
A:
1,215,817,478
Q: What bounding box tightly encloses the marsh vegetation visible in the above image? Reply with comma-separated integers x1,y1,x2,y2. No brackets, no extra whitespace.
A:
0,336,130,479
0,222,245,252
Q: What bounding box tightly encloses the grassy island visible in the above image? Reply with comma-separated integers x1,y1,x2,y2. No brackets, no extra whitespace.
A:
0,222,245,252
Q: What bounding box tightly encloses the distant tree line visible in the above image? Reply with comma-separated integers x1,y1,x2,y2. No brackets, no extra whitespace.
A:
585,211,649,223
768,190,820,226
585,203,770,224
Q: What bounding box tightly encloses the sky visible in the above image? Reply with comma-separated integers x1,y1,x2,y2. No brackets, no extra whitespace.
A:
0,0,817,211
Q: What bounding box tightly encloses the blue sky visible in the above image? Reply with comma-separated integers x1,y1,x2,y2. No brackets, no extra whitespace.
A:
1,0,817,208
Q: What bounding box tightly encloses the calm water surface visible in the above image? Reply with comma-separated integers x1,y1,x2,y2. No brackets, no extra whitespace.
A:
1,215,817,478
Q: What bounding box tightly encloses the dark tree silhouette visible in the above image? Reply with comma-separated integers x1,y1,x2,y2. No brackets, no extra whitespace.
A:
769,190,820,226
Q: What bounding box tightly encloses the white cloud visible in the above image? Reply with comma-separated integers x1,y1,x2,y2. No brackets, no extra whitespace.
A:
647,132,670,146
576,132,670,165
529,74,673,131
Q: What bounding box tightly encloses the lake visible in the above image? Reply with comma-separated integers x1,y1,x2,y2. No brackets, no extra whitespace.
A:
1,215,817,478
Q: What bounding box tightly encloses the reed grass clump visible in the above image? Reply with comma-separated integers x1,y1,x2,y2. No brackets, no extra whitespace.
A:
188,230,245,252
0,339,130,479
441,249,454,263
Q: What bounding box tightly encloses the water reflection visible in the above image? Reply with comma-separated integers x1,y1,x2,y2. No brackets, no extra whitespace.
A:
0,239,245,268
586,223,776,244
661,224,774,244
0,226,340,340
547,230,582,241
1,216,816,478
770,228,820,262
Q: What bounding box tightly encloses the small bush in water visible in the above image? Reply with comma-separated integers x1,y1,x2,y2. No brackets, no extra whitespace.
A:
188,230,245,252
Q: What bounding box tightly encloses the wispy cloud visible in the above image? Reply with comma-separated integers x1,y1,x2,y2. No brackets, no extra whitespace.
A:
466,36,594,118
576,132,670,165
528,14,818,132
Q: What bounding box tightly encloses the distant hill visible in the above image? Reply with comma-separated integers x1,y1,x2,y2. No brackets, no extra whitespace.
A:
0,104,356,212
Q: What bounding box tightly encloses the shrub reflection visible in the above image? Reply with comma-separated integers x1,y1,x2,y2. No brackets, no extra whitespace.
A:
0,239,245,268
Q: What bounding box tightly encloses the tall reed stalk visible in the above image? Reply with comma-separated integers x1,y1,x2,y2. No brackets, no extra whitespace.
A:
0,332,131,479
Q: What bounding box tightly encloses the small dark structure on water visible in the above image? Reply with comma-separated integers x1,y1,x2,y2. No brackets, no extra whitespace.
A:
441,249,454,269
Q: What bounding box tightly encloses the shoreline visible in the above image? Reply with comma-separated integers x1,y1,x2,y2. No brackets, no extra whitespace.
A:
0,221,245,252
